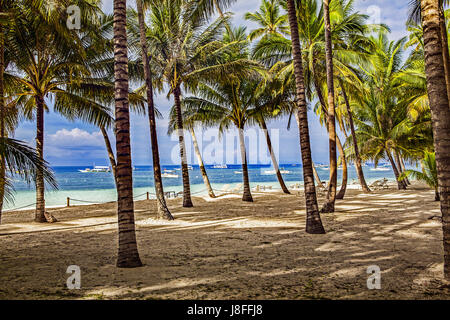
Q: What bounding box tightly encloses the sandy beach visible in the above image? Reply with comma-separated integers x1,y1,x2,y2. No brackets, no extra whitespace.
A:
0,182,449,300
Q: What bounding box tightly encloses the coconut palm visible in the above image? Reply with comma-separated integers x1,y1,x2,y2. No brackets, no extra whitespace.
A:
112,0,142,268
409,0,450,98
245,0,289,41
0,138,57,224
420,0,450,281
286,0,325,234
147,0,254,207
181,77,265,202
4,0,115,222
133,0,173,220
318,0,338,213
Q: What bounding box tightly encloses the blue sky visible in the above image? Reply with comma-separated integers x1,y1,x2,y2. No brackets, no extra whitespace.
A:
12,0,410,166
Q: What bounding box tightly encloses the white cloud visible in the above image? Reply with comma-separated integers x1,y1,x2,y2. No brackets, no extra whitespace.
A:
47,128,104,148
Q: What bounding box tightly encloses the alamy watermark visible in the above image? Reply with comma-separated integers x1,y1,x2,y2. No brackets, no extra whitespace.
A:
367,265,381,290
66,5,81,30
66,265,81,289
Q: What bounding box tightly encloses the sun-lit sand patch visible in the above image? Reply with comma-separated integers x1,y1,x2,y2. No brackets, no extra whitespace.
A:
0,182,449,299
330,266,365,278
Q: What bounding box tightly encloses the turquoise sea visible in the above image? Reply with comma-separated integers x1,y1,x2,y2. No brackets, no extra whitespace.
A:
4,163,399,211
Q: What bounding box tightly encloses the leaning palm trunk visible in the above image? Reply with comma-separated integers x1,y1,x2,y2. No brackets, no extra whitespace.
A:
312,161,324,189
439,6,450,99
421,0,450,280
394,151,408,189
136,0,173,219
100,126,117,183
260,119,290,194
387,150,406,190
173,85,193,207
287,0,325,234
113,0,142,268
238,128,253,202
336,136,347,200
34,96,46,222
0,22,4,224
399,157,411,185
189,128,215,198
340,83,371,192
321,0,337,213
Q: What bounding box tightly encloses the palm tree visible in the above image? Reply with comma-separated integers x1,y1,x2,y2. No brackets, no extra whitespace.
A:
400,151,438,200
339,79,371,192
148,0,253,207
135,0,173,220
245,0,289,41
168,109,216,198
286,0,325,234
182,78,264,202
320,0,337,213
420,0,450,281
113,0,142,268
0,138,57,224
409,0,450,99
5,0,111,222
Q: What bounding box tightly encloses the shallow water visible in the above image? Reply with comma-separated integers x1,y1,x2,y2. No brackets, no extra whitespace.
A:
5,163,397,210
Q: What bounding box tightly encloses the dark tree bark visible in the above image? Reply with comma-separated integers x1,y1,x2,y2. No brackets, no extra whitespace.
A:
438,6,450,99
321,0,337,213
100,126,117,183
287,0,325,234
336,135,347,199
238,128,253,202
113,0,142,268
136,0,173,220
260,118,290,194
421,0,450,280
173,85,193,207
394,150,408,189
387,150,407,190
34,95,46,222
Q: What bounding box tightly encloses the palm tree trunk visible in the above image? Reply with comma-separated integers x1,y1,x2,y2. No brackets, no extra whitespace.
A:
321,0,337,213
189,127,215,198
387,150,406,190
173,85,193,207
34,95,46,222
238,128,253,202
336,135,347,199
400,157,411,185
0,20,5,225
136,0,173,220
340,82,371,192
439,6,450,99
287,0,325,234
100,126,117,183
435,187,441,201
398,153,410,185
260,118,290,194
312,161,324,189
421,0,450,280
394,151,408,189
113,0,142,268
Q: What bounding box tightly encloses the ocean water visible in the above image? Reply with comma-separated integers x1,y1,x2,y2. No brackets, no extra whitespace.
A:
4,163,398,211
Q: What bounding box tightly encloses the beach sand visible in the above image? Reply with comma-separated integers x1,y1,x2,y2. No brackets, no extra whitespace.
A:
0,181,449,299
